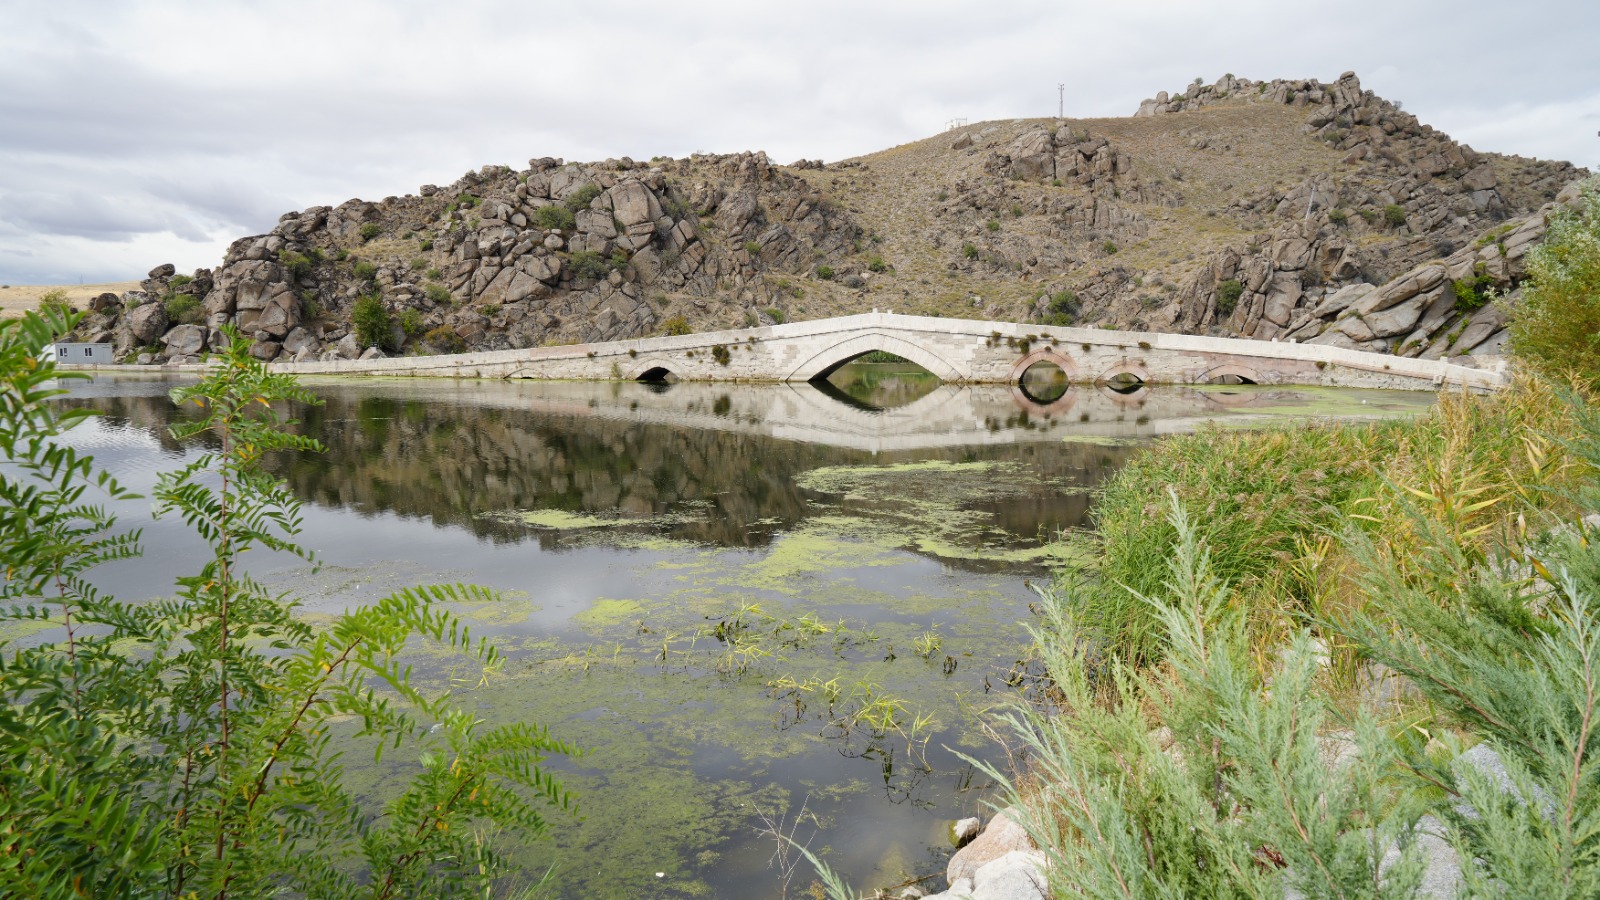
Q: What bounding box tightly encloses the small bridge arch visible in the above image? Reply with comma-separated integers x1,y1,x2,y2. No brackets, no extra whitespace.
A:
1097,359,1151,390
785,331,970,383
629,357,679,382
1199,362,1264,385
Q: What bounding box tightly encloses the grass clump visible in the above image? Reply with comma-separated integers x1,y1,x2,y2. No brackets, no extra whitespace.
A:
567,250,614,281
816,264,835,280
425,283,452,305
661,316,692,336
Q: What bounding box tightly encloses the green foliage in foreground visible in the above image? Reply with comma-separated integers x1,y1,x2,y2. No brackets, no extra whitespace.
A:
980,483,1600,897
1086,377,1589,665
0,316,575,898
1508,179,1600,385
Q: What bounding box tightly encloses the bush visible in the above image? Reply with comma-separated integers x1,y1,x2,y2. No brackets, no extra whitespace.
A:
764,307,786,325
279,249,314,279
299,290,322,320
1010,202,1024,218
1043,290,1080,326
0,318,574,896
743,240,762,255
169,273,193,288
425,283,452,305
456,192,480,209
426,267,443,281
1215,278,1244,315
37,288,71,319
353,260,378,282
1383,203,1408,227
1451,264,1497,312
816,264,835,280
352,293,394,351
961,244,979,260
359,222,382,242
398,307,425,337
563,184,601,212
422,325,466,354
163,293,203,325
1102,240,1119,255
711,343,730,365
1508,181,1600,384
661,316,692,336
533,205,576,232
1327,208,1349,225
568,250,613,281
866,255,888,273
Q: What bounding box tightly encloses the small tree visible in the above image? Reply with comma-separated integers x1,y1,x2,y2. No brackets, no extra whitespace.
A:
1507,180,1600,384
352,292,394,351
0,317,576,897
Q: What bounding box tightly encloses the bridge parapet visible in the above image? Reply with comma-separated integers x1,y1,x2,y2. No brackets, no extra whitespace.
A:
263,312,1505,392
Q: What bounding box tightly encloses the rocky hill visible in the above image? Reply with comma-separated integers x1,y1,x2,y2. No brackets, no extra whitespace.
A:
69,72,1589,368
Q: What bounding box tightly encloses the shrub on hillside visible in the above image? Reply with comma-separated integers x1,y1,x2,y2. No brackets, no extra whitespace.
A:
1042,290,1079,326
661,316,692,336
567,250,613,281
352,293,394,351
1383,203,1408,227
533,205,576,232
1215,278,1244,315
422,325,466,354
359,222,382,242
1508,180,1600,384
163,293,203,325
563,184,601,212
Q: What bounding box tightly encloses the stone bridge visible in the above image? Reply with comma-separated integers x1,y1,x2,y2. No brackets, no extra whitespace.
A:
272,312,1503,391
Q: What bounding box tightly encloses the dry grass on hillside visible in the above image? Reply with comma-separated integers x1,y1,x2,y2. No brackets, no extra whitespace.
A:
0,282,140,319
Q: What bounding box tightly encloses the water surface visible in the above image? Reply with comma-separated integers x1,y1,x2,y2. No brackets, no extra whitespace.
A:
41,366,1435,897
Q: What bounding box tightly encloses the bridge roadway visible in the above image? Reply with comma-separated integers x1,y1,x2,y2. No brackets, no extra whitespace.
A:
270,312,1502,391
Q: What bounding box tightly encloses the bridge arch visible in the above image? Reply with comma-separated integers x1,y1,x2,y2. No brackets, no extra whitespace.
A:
1199,363,1264,385
784,331,970,383
1006,348,1079,385
629,357,680,382
1096,359,1151,391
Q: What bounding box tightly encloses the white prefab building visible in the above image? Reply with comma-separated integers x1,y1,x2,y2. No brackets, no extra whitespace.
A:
45,342,114,365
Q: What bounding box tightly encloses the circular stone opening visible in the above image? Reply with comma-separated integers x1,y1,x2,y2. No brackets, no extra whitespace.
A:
1018,359,1070,404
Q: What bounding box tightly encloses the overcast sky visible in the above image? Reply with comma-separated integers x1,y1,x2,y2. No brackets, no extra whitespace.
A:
2,0,1596,285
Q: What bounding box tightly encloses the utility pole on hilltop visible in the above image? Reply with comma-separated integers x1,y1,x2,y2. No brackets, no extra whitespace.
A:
1058,84,1065,118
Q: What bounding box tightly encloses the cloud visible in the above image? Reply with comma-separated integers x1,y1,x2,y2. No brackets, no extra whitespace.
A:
1,0,1595,283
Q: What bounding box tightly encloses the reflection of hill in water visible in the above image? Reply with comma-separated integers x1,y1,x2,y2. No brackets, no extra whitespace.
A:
60,375,1427,556
60,376,1143,551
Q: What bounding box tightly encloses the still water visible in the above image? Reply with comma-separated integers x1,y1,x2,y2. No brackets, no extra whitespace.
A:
43,364,1433,897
